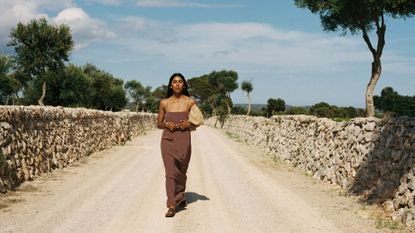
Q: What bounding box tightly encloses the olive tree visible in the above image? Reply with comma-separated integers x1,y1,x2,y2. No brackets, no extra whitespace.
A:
8,17,74,106
0,54,20,104
294,0,415,117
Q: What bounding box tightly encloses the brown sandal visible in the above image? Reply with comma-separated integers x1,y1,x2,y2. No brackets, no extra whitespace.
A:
165,207,175,217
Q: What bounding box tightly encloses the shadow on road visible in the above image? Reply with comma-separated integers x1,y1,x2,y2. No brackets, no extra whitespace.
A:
176,191,209,213
184,191,209,204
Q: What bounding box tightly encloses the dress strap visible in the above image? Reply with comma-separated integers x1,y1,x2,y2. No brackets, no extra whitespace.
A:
167,98,173,112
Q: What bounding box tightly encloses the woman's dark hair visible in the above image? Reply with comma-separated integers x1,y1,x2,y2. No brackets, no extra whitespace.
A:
166,73,190,98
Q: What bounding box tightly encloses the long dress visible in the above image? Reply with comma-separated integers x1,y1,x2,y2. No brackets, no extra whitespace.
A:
160,111,191,207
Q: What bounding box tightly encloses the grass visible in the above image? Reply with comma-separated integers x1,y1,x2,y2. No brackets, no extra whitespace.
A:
332,117,352,122
374,217,405,230
225,131,243,143
367,206,406,231
225,131,236,140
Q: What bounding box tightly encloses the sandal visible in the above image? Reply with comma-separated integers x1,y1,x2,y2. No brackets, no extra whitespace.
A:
165,207,175,217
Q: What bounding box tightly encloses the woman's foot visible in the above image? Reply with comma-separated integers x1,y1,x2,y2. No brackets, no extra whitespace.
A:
165,206,175,217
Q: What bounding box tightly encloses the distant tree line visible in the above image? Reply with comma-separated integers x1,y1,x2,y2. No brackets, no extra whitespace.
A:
231,85,415,119
231,99,366,120
1,18,413,119
374,87,415,117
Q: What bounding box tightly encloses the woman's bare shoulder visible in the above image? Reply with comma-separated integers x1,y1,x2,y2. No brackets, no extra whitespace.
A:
160,98,169,107
187,96,196,106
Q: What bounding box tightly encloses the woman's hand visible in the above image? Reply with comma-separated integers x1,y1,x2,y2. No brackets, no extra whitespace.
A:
177,120,191,130
164,121,177,132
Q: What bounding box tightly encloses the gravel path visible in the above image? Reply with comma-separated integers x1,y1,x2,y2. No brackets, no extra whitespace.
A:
0,126,399,232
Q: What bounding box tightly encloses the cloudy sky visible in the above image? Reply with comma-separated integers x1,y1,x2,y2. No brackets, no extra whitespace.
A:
0,0,414,107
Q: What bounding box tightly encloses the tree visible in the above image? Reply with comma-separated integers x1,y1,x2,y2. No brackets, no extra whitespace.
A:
374,86,398,112
188,70,238,117
152,85,168,100
141,84,167,113
207,70,239,115
8,17,74,106
266,98,285,117
206,93,222,116
231,105,247,115
0,54,11,80
294,0,415,117
393,96,415,117
21,64,95,108
188,75,215,102
308,102,365,118
82,63,126,111
241,80,253,115
188,75,217,116
309,102,333,118
173,70,240,117
0,54,20,104
125,80,146,112
286,106,308,115
104,85,127,111
374,87,415,117
49,64,92,107
142,86,152,112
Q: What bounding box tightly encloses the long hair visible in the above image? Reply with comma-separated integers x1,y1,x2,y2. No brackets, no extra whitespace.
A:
166,73,190,98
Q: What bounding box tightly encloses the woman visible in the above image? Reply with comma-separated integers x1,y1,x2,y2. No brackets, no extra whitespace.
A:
157,73,196,217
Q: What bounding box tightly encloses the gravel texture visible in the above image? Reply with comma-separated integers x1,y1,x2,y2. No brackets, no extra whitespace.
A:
0,126,398,233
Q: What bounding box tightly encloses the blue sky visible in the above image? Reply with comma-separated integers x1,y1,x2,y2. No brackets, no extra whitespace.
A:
0,0,414,107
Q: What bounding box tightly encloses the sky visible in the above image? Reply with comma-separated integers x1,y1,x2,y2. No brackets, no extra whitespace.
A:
0,0,414,107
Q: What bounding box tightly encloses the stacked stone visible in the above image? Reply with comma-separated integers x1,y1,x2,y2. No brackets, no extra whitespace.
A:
205,115,415,227
0,106,156,193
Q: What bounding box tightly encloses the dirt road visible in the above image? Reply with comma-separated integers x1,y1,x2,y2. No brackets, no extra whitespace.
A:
0,126,397,232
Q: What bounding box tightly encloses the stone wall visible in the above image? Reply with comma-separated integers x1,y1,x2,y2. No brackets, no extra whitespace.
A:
0,106,156,193
206,115,415,226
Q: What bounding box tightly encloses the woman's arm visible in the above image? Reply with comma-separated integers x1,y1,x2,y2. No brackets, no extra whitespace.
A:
157,99,176,131
157,99,166,129
188,98,196,109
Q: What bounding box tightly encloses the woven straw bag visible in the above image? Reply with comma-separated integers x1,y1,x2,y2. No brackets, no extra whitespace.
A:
188,104,204,128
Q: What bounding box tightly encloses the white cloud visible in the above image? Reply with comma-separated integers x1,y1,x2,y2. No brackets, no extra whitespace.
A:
383,54,415,75
0,0,74,36
118,16,156,32
85,0,125,5
102,18,383,106
0,1,116,52
0,1,50,45
117,16,180,45
135,0,239,8
112,20,368,75
54,8,117,50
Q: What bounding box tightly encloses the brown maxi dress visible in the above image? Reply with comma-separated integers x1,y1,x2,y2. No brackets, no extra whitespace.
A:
160,111,191,207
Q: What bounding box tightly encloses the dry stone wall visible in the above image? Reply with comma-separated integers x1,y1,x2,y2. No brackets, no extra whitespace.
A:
0,106,156,193
206,115,415,227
